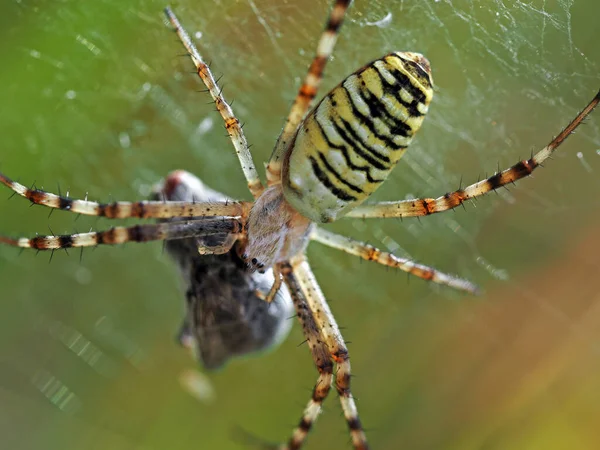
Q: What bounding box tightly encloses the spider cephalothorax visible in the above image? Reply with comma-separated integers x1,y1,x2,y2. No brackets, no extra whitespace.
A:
0,1,598,449
243,184,314,272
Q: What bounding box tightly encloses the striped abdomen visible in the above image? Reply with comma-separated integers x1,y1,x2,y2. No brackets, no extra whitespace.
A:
282,52,434,223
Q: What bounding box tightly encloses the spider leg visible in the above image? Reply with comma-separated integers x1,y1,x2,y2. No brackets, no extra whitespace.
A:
258,264,284,304
196,232,239,256
0,218,242,250
279,263,333,450
286,256,369,450
345,90,600,219
266,0,353,185
311,227,480,294
164,7,264,198
0,172,249,219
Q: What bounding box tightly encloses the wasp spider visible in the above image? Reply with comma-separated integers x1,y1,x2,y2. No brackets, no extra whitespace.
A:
1,1,599,448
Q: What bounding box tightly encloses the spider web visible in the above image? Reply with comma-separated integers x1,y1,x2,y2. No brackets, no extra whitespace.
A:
0,1,599,449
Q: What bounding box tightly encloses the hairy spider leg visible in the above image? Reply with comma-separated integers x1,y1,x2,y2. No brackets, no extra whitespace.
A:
280,263,334,450
311,227,480,294
267,0,353,185
0,218,242,250
0,172,249,219
165,7,264,198
286,256,369,450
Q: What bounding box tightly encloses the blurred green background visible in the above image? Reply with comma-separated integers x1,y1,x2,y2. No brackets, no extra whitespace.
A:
1,1,599,449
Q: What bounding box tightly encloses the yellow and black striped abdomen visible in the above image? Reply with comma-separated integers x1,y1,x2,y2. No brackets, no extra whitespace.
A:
282,52,434,223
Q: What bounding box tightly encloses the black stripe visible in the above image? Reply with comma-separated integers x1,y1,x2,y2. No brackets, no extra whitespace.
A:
512,160,536,178
298,417,312,432
352,75,388,121
309,156,357,201
486,173,503,190
326,18,343,33
356,80,412,140
397,57,432,86
317,151,364,194
386,55,431,98
59,235,74,248
372,64,424,118
357,72,415,139
421,199,432,215
389,68,429,102
330,118,388,171
128,225,144,242
341,84,411,147
58,197,73,211
313,115,385,184
347,417,363,431
338,116,391,163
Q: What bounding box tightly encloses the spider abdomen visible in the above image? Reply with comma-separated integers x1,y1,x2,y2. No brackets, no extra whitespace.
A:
282,51,434,223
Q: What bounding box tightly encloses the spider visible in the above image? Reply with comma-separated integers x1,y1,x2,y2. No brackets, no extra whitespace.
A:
1,1,598,449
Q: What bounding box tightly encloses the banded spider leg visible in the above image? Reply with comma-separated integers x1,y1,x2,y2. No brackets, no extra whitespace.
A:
266,0,353,185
